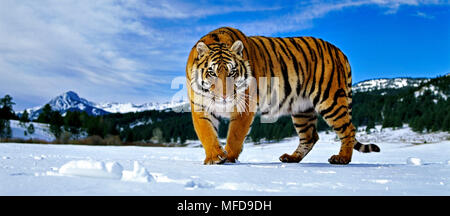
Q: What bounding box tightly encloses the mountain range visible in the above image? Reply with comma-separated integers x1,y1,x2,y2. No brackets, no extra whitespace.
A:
351,77,429,93
24,91,187,119
22,76,448,119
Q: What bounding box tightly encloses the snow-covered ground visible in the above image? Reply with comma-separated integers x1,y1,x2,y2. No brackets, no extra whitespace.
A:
357,125,449,144
1,128,449,195
9,120,55,142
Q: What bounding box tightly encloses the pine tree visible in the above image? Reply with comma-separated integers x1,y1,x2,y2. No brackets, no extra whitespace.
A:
382,114,393,128
20,110,30,123
366,119,375,133
393,115,403,129
0,94,16,120
27,123,35,136
0,119,12,139
37,104,52,123
422,111,433,132
442,113,450,132
414,116,426,133
64,111,81,135
49,111,64,138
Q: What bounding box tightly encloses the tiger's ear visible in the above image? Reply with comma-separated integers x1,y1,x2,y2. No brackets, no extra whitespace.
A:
196,42,210,58
230,40,244,56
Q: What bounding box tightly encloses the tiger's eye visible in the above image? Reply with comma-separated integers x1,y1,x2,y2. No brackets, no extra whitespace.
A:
207,68,216,77
228,68,237,77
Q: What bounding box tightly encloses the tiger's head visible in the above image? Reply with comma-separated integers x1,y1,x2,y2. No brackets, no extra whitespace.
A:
191,40,253,113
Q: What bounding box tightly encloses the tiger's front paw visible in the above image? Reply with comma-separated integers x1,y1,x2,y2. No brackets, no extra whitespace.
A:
328,154,351,165
203,148,227,165
225,156,238,163
279,153,302,163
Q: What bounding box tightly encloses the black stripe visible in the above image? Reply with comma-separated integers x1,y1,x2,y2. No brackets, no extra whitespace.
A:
370,144,380,152
190,100,206,109
299,124,315,133
308,39,318,98
288,97,295,109
223,27,249,57
292,108,315,119
334,121,351,133
299,37,315,98
333,47,342,87
308,115,317,121
199,117,218,132
250,38,267,78
279,38,302,96
254,37,274,79
333,110,348,122
300,138,315,145
278,53,292,108
324,105,347,119
290,38,308,85
363,145,370,152
288,38,308,90
319,88,346,117
294,123,308,128
340,135,351,140
211,33,220,42
248,38,259,78
303,107,315,113
266,37,280,60
271,38,292,108
223,27,238,41
210,112,220,121
321,42,336,104
258,37,278,103
274,38,291,60
292,114,310,118
312,38,325,106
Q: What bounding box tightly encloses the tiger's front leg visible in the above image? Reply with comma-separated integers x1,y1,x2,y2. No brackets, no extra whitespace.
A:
225,111,255,163
191,106,227,165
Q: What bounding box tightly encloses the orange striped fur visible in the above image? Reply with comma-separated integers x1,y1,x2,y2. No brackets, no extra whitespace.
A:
186,27,379,165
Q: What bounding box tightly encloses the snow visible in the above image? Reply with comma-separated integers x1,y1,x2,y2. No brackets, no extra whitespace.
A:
96,100,188,114
352,78,428,93
356,125,449,144
1,129,449,195
406,157,422,166
414,84,448,100
121,161,153,183
10,120,55,142
58,160,123,180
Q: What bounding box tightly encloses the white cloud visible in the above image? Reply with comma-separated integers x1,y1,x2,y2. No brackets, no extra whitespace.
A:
0,0,179,108
204,0,448,36
415,11,435,18
0,0,447,110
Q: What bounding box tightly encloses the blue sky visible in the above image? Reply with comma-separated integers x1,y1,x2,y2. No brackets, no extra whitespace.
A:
0,0,449,111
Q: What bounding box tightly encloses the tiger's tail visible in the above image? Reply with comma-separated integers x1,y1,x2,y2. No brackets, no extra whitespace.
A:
353,141,380,153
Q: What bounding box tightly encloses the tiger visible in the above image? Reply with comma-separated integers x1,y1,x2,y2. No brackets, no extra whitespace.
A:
186,27,380,165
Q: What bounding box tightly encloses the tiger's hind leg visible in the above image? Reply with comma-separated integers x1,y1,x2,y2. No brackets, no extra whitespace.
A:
279,109,319,163
319,91,357,165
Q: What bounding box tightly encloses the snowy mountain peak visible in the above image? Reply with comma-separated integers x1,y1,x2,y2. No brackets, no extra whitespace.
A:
62,91,83,103
26,91,109,119
24,91,190,119
352,77,429,93
48,91,95,111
